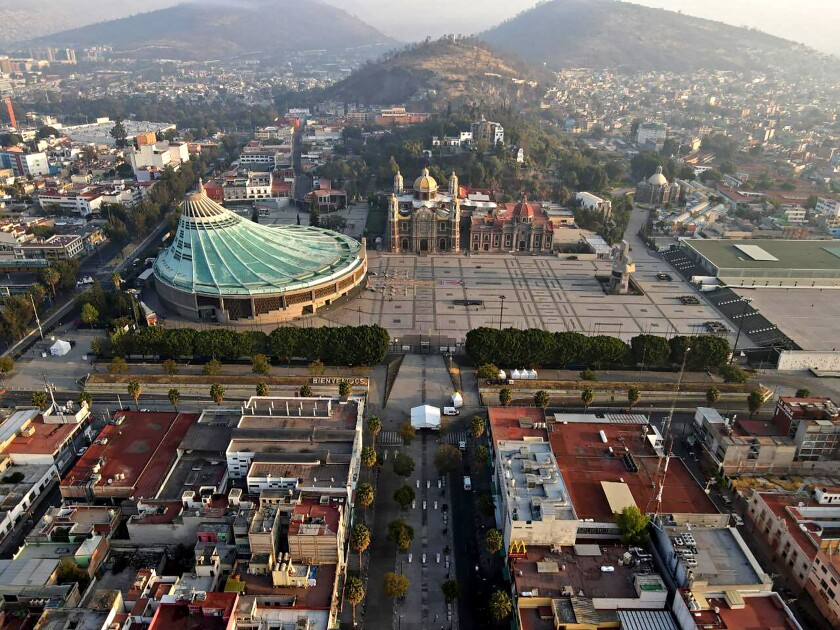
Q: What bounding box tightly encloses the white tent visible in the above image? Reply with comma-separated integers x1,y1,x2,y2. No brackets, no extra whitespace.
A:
50,339,71,357
410,405,441,430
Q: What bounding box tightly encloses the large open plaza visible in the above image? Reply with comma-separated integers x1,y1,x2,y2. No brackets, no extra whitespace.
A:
317,250,735,346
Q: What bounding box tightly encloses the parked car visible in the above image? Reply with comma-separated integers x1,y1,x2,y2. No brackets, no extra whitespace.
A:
443,406,460,416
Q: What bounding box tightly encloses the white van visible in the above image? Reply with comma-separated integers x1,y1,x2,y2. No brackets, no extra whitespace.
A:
443,407,460,416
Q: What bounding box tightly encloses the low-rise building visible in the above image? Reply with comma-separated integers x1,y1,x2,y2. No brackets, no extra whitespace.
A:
36,187,103,217
575,191,612,219
0,148,51,177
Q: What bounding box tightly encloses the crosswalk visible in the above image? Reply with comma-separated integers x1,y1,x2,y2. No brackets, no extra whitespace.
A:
445,431,468,446
377,431,403,446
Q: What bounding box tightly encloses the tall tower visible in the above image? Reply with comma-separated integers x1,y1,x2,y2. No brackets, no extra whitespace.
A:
452,194,461,252
388,193,401,252
393,168,403,195
3,96,17,129
448,170,459,197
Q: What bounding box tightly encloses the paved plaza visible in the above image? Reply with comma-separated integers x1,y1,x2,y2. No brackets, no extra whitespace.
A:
320,250,734,345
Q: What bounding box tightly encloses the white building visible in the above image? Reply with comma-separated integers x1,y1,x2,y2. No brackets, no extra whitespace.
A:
471,117,504,146
575,191,612,219
36,188,103,217
0,150,51,177
636,122,667,147
127,141,189,177
0,459,59,543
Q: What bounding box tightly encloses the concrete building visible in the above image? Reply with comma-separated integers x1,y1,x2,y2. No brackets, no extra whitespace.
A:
636,122,668,147
0,149,50,177
469,197,555,253
0,458,59,546
19,234,85,261
471,116,504,146
36,187,103,217
127,141,189,179
575,191,612,219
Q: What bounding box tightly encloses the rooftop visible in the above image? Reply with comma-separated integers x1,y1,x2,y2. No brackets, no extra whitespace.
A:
288,499,340,538
549,422,718,520
496,441,575,523
685,239,840,272
148,592,238,630
487,407,548,442
668,526,767,587
237,562,335,609
153,186,364,297
685,592,803,630
5,416,80,456
61,412,197,499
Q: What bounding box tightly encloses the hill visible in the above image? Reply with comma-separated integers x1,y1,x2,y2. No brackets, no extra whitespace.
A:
35,0,394,61
480,0,831,74
325,37,548,108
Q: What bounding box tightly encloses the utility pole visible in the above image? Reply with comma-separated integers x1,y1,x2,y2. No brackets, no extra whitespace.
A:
498,295,506,331
30,293,43,340
730,298,751,364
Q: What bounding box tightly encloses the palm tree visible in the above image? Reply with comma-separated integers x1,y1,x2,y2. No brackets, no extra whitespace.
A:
489,590,512,622
581,387,594,412
361,446,377,478
485,528,503,554
350,523,371,571
127,380,142,410
31,390,48,410
471,414,485,438
210,383,225,405
299,384,312,397
168,388,180,410
367,416,382,440
344,577,365,626
41,267,59,297
627,386,641,411
78,391,93,409
499,387,512,407
256,382,269,397
111,272,122,289
534,390,550,408
705,386,720,407
357,482,374,521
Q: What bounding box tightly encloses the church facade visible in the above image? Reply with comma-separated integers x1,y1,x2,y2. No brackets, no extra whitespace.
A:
388,168,461,253
469,197,554,253
635,165,680,205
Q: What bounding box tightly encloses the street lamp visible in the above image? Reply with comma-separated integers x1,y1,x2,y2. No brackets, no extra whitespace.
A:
730,298,752,364
498,295,506,330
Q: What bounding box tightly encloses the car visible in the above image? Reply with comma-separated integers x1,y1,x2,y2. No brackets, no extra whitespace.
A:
76,447,87,457
443,407,460,416
732,514,744,526
600,566,615,572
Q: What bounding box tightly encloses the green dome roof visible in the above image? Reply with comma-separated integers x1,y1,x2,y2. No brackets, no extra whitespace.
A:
153,186,364,296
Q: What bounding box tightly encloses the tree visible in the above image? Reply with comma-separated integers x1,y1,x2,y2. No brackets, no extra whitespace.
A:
441,579,461,604
581,387,594,411
108,357,128,375
127,380,142,410
485,528,503,554
473,445,489,469
386,519,414,552
349,523,370,571
393,453,415,478
110,116,128,148
168,388,180,410
256,382,269,397
367,416,382,439
210,383,225,405
31,390,48,410
299,384,312,397
357,482,375,518
203,359,222,375
471,414,485,438
476,492,495,517
344,576,365,625
498,387,512,407
162,359,179,375
489,590,512,622
110,272,122,288
630,334,671,367
0,356,14,375
580,368,598,381
383,572,409,599
80,303,99,328
627,387,641,411
477,363,499,380
397,421,416,444
705,386,720,407
795,388,812,398
78,391,92,409
747,389,765,419
40,267,60,297
719,364,747,384
56,557,90,591
434,444,462,476
339,380,352,397
251,353,271,375
534,390,550,408
615,505,650,544
393,484,415,510
361,446,377,473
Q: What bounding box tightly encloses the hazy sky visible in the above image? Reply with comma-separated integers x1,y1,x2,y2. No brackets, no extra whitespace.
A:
320,0,840,57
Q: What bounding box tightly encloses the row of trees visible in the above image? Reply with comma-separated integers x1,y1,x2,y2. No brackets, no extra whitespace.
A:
466,327,731,370
99,324,390,366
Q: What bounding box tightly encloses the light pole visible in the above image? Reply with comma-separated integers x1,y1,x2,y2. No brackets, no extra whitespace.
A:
498,295,506,330
730,298,752,364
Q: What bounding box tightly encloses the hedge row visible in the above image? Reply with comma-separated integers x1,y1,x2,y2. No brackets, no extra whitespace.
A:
465,328,731,370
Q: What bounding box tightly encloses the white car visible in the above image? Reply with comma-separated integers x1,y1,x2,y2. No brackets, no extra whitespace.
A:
600,566,615,573
76,447,87,457
443,407,460,416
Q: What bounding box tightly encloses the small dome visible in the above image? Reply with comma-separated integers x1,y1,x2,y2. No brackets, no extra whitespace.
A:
647,165,668,186
512,196,535,219
414,168,438,194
